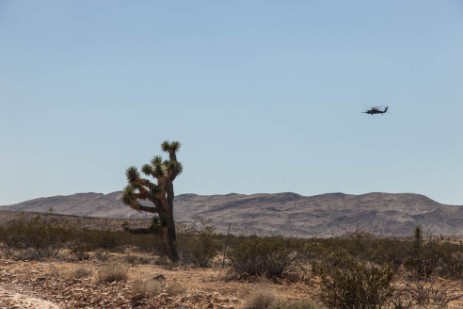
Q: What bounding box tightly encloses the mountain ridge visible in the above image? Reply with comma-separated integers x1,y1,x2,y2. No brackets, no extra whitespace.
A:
1,191,462,237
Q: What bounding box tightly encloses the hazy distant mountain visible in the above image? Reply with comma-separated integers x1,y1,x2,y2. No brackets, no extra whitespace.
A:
2,192,463,237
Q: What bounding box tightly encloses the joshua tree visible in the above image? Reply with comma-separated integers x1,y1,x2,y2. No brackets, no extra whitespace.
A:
122,140,182,261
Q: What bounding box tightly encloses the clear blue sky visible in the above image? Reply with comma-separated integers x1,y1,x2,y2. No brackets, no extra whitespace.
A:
1,1,462,205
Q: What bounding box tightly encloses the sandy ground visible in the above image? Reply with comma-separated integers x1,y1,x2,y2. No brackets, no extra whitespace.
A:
0,257,318,309
0,284,60,309
2,256,463,309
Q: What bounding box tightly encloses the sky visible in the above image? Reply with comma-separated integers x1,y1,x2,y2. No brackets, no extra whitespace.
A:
1,0,463,205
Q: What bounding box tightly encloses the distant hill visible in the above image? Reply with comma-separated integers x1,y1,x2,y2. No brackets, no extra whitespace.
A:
2,192,463,237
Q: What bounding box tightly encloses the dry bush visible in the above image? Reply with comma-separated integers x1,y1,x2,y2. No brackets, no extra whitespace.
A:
10,248,41,261
164,281,186,296
125,254,152,265
131,279,164,297
438,251,463,279
131,278,185,300
71,267,92,279
391,278,463,308
229,235,297,281
97,263,128,283
93,249,111,261
269,299,321,309
242,290,276,309
1,214,70,259
69,240,90,261
319,253,394,309
177,221,221,267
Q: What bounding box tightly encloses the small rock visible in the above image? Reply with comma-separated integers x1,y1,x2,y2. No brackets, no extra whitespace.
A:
153,274,166,281
191,293,205,303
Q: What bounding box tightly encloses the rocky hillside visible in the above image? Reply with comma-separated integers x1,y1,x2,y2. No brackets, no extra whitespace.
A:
2,192,463,237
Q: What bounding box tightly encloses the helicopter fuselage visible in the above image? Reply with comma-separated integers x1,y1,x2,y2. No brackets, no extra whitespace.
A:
363,106,388,115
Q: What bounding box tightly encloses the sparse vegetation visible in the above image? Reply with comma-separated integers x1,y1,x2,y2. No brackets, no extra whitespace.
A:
242,290,276,309
228,235,297,281
319,252,394,309
2,214,463,308
131,279,165,298
97,263,129,283
243,291,322,309
177,220,221,267
270,299,322,309
71,267,92,279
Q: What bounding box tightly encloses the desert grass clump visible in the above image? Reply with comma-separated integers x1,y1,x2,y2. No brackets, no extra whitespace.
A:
97,263,128,283
131,279,185,300
71,267,92,279
93,249,111,261
242,290,276,309
131,279,164,297
269,299,321,309
164,281,186,296
125,253,152,265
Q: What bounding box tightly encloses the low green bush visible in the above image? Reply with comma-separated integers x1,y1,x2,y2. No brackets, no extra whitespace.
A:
319,253,394,309
177,221,221,267
228,235,297,280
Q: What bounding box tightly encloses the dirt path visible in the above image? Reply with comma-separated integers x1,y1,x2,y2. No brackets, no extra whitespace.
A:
0,284,60,309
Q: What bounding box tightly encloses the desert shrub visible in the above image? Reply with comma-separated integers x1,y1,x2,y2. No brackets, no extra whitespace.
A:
15,248,42,260
392,278,463,307
164,281,186,296
269,299,321,309
69,239,90,261
229,235,297,280
130,279,185,307
131,279,164,297
125,254,138,264
302,233,416,274
93,249,111,261
154,255,179,270
132,278,184,295
1,214,73,258
242,290,276,309
438,251,463,279
92,229,120,250
72,267,92,279
177,221,221,267
319,253,394,309
357,237,410,272
125,253,152,265
97,263,128,283
404,239,450,280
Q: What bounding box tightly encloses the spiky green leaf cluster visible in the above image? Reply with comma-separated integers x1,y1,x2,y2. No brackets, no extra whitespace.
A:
122,140,182,213
126,166,140,184
161,140,181,153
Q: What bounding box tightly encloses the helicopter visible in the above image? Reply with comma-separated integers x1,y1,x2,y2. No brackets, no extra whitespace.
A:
363,106,388,115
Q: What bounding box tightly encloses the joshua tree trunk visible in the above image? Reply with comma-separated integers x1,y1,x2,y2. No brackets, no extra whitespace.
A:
122,141,183,262
162,212,178,261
